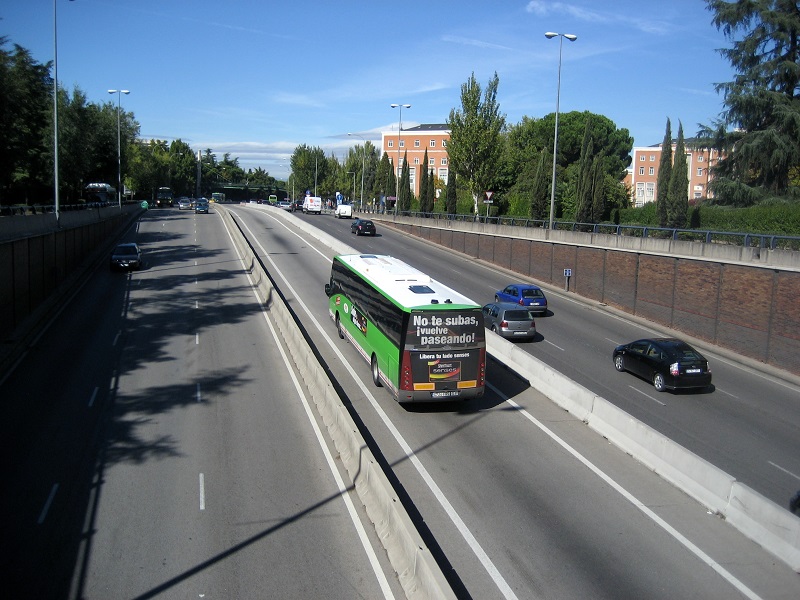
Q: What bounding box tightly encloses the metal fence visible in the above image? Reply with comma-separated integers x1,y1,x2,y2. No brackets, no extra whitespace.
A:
373,210,800,251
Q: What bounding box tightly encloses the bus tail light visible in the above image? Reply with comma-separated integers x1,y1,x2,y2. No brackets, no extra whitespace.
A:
478,348,486,386
400,350,413,391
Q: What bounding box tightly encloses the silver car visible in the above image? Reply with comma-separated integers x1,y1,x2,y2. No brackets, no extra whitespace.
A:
482,302,537,340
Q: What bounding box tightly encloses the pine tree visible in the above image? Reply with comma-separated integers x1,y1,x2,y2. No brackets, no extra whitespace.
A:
667,122,689,228
656,118,672,227
702,0,800,204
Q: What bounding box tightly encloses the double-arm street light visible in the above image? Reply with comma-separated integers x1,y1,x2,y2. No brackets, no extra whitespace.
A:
545,31,577,231
108,89,130,208
347,132,366,209
390,103,410,215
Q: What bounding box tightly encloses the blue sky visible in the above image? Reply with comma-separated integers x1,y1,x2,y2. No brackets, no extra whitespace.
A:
4,1,733,180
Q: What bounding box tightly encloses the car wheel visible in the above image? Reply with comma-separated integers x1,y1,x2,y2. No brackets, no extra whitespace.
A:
614,355,625,372
371,355,382,387
494,295,500,303
653,373,666,392
491,325,498,333
335,313,344,339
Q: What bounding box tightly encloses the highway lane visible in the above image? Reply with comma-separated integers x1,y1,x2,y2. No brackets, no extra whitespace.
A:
280,207,800,509
230,203,800,599
0,207,402,599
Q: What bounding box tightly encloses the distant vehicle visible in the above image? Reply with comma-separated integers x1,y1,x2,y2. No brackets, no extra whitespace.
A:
211,192,225,203
290,199,303,212
302,196,323,214
350,218,376,236
324,254,486,402
481,302,537,340
195,198,210,213
278,200,292,210
177,198,192,210
612,338,712,392
269,194,279,205
156,187,173,208
495,284,548,316
334,202,353,218
84,182,115,205
110,243,142,271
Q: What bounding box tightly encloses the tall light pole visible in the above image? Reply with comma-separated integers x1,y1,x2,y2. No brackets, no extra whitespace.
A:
545,32,577,231
390,103,410,215
108,89,130,208
347,132,366,209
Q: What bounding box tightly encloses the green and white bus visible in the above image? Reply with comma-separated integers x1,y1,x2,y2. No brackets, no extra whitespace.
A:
324,254,486,402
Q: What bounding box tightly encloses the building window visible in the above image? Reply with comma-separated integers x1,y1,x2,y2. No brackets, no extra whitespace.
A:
650,154,656,161
639,166,645,175
646,182,655,200
414,157,420,165
441,158,447,165
388,140,393,148
697,168,703,177
430,140,436,147
442,140,447,147
698,155,704,162
649,167,654,175
439,168,448,183
399,140,404,148
409,168,416,190
640,155,645,161
429,158,435,166
414,139,420,147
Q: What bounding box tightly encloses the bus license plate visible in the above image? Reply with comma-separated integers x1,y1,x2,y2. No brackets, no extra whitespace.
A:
431,391,460,398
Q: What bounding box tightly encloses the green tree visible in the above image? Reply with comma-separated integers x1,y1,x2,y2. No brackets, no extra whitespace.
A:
425,169,435,214
667,122,689,228
447,72,506,213
702,0,800,204
397,150,411,213
419,148,433,213
657,118,672,227
575,118,594,223
290,144,327,197
446,170,457,215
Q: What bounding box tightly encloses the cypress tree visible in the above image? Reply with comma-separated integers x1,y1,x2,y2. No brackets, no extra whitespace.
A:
667,121,689,228
656,118,672,227
530,147,549,220
398,151,411,213
426,169,435,214
446,170,457,215
419,149,429,213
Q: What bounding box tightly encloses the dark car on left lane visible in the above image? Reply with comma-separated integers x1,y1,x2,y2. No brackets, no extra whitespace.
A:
110,243,142,271
613,338,712,392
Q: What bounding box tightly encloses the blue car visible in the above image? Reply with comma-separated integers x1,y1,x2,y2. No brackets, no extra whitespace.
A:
495,284,547,315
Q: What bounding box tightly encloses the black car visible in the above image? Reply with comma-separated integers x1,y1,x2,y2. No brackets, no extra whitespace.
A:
351,218,376,236
613,338,712,392
110,243,142,271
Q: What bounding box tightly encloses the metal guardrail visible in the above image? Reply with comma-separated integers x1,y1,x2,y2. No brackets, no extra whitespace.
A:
362,210,800,251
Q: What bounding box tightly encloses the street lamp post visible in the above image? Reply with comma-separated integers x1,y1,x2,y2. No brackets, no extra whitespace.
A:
545,32,577,231
390,103,410,216
108,89,130,208
347,133,366,209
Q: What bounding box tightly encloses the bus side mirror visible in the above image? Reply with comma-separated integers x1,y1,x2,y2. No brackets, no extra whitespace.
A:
324,283,331,296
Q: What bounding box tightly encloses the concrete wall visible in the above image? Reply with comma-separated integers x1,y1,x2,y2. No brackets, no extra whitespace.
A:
0,206,141,348
377,215,800,376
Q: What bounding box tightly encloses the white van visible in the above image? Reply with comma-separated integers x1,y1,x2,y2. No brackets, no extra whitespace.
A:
302,196,322,214
334,202,352,218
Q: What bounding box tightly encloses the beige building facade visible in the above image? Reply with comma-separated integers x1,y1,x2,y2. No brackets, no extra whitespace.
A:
380,124,450,199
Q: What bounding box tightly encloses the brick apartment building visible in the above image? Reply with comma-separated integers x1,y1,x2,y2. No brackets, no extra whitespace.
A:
380,124,450,199
624,141,722,207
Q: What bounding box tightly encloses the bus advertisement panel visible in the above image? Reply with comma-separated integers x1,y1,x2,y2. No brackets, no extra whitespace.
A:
406,310,484,399
325,254,485,402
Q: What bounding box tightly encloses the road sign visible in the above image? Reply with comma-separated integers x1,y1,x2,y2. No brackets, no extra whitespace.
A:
140,201,149,209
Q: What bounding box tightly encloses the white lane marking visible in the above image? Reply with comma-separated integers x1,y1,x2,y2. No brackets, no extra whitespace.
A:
629,385,667,406
112,330,121,346
196,383,202,403
491,383,763,600
199,473,206,510
715,387,739,399
224,214,396,600
236,217,517,599
195,300,199,309
544,339,564,351
196,333,199,345
768,461,800,482
38,483,59,525
88,386,99,408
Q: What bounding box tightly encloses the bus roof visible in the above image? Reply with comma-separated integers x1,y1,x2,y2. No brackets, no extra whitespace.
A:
335,254,479,310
